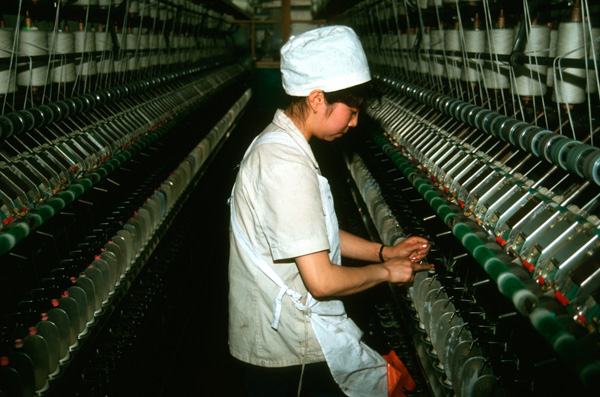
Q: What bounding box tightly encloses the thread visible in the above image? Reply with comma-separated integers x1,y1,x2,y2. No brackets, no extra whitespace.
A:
444,27,461,80
420,31,431,73
95,29,114,74
74,30,97,77
0,28,16,94
48,30,76,84
72,0,99,4
514,24,551,97
125,33,140,71
408,30,418,72
149,33,159,66
586,27,600,94
17,29,49,87
139,33,149,68
483,28,514,89
380,33,392,68
546,27,558,87
430,29,445,77
552,21,586,104
462,28,485,82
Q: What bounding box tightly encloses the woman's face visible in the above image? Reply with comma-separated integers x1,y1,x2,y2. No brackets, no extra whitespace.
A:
316,102,360,141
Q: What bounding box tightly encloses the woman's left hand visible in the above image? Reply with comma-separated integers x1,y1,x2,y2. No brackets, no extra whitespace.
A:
383,236,430,262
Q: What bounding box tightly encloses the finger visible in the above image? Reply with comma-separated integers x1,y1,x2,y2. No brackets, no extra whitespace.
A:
405,236,428,245
412,262,434,272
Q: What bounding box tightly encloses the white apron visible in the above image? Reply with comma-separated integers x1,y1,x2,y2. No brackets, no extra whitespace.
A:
230,131,387,397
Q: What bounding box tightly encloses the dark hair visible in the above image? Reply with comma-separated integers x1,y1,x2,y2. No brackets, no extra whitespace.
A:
285,81,377,120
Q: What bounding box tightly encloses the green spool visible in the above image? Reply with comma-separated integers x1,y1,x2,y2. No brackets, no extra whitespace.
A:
55,190,75,206
6,221,30,242
30,205,54,226
46,197,66,212
86,172,101,184
68,183,85,197
0,232,17,256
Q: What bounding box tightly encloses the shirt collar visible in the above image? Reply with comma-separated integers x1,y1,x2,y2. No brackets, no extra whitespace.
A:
272,109,320,171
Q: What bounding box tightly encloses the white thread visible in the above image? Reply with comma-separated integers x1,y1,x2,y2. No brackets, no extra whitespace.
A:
462,28,485,82
149,33,159,66
95,30,113,74
483,28,513,89
430,29,445,77
48,30,76,84
586,28,600,94
444,28,461,79
72,0,99,4
552,21,586,105
0,28,16,94
123,33,140,71
74,30,97,77
139,33,150,68
514,24,550,97
17,29,49,87
546,27,558,87
420,31,431,73
408,31,418,72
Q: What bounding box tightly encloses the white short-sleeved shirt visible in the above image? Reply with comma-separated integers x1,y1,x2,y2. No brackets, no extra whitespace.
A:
229,109,331,367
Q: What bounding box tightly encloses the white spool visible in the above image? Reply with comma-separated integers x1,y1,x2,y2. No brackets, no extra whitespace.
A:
586,27,600,94
430,29,445,77
428,0,443,5
552,22,586,105
139,34,150,68
514,24,550,97
72,0,99,5
462,28,485,82
149,33,159,66
546,28,558,86
124,33,140,71
444,28,461,79
408,31,418,72
483,28,514,89
128,1,140,14
0,28,16,94
74,30,97,77
399,32,409,72
48,30,76,84
95,30,113,74
420,31,431,72
17,29,49,87
380,34,391,68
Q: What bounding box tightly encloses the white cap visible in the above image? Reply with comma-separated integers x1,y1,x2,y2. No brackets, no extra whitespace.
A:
280,25,371,96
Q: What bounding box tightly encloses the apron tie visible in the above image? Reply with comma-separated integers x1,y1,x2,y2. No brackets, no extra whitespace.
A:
273,286,306,330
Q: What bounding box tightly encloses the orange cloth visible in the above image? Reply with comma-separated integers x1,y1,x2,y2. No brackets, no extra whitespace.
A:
384,350,416,397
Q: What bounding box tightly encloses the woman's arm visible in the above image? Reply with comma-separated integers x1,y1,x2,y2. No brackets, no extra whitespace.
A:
295,250,430,298
339,229,430,263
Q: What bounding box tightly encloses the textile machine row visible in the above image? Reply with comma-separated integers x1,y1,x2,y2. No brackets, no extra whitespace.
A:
0,1,252,395
335,0,600,395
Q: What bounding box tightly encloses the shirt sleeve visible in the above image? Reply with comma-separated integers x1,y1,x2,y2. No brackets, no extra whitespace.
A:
253,143,330,261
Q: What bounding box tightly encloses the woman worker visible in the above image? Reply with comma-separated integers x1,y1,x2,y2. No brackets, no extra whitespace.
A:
229,25,432,396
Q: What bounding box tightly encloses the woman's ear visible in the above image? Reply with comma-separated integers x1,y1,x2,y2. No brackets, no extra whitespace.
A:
307,89,325,114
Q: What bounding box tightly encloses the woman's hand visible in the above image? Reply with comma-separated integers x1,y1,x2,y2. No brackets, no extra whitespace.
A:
383,257,433,284
382,236,431,262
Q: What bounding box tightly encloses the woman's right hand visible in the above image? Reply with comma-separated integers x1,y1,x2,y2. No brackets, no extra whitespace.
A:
384,257,433,285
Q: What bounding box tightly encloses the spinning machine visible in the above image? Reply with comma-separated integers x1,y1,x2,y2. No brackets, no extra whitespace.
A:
331,0,600,395
0,0,252,395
